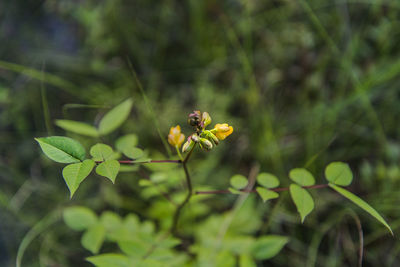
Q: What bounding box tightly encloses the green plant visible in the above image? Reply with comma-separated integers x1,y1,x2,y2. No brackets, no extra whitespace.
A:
34,100,392,266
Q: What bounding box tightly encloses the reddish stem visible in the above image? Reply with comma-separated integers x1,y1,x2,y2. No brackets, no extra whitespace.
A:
195,184,329,195
96,159,182,164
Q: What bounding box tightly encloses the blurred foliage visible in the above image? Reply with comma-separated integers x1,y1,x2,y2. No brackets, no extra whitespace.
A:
1,0,400,266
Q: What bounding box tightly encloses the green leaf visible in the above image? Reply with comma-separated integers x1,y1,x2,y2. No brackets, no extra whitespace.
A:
256,187,279,202
55,120,99,137
98,99,133,135
90,143,114,161
289,184,314,223
63,206,98,231
115,134,138,152
251,235,289,260
100,212,122,232
81,223,106,254
239,254,257,267
96,160,120,183
35,136,86,163
122,147,144,160
329,183,393,235
86,253,131,267
257,173,280,188
325,162,353,186
289,168,315,186
62,159,95,198
230,174,248,189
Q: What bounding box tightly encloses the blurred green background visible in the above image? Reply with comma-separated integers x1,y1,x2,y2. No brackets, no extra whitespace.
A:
1,0,400,266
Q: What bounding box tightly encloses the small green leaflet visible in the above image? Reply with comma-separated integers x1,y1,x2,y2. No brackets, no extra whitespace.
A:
289,184,314,223
62,159,95,198
96,160,120,183
90,143,114,161
257,173,280,188
289,168,315,186
122,147,144,160
325,162,353,186
329,183,393,235
63,206,98,231
81,223,106,254
115,134,138,152
230,174,248,189
35,136,86,163
256,187,279,202
86,253,131,267
98,99,133,135
55,120,99,137
250,235,289,260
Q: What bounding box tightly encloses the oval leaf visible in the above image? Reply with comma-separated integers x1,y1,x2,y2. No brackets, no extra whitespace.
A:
230,174,248,189
325,162,353,186
251,235,289,260
86,253,131,267
81,223,106,254
62,159,95,198
257,173,280,188
289,168,315,186
96,160,120,183
289,184,314,223
122,147,144,160
98,99,133,135
35,136,86,163
115,134,138,152
329,183,393,235
63,206,98,231
256,187,279,202
55,120,99,137
90,143,114,161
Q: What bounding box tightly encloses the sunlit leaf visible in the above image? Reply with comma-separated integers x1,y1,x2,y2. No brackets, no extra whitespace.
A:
230,174,248,189
35,136,86,163
98,99,133,135
63,206,97,231
96,160,120,183
257,173,280,188
62,159,95,198
289,184,314,223
329,183,393,235
325,162,353,186
90,143,114,161
81,223,106,254
55,120,99,137
289,168,315,186
251,235,289,260
256,187,279,202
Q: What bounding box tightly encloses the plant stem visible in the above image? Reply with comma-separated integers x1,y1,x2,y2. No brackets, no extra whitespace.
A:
95,159,182,164
195,184,329,195
171,145,196,235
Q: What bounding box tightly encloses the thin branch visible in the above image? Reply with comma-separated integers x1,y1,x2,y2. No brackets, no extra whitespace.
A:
96,159,181,164
171,145,196,235
195,184,329,195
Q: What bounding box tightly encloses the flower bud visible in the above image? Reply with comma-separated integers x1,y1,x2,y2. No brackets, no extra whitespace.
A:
191,133,200,143
201,130,219,145
182,139,195,153
199,138,213,150
201,112,212,128
188,110,201,127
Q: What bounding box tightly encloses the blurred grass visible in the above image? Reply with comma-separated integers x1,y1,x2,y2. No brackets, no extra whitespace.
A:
0,0,400,266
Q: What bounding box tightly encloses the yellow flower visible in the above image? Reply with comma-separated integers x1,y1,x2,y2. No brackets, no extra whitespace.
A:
213,123,233,140
168,125,185,147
